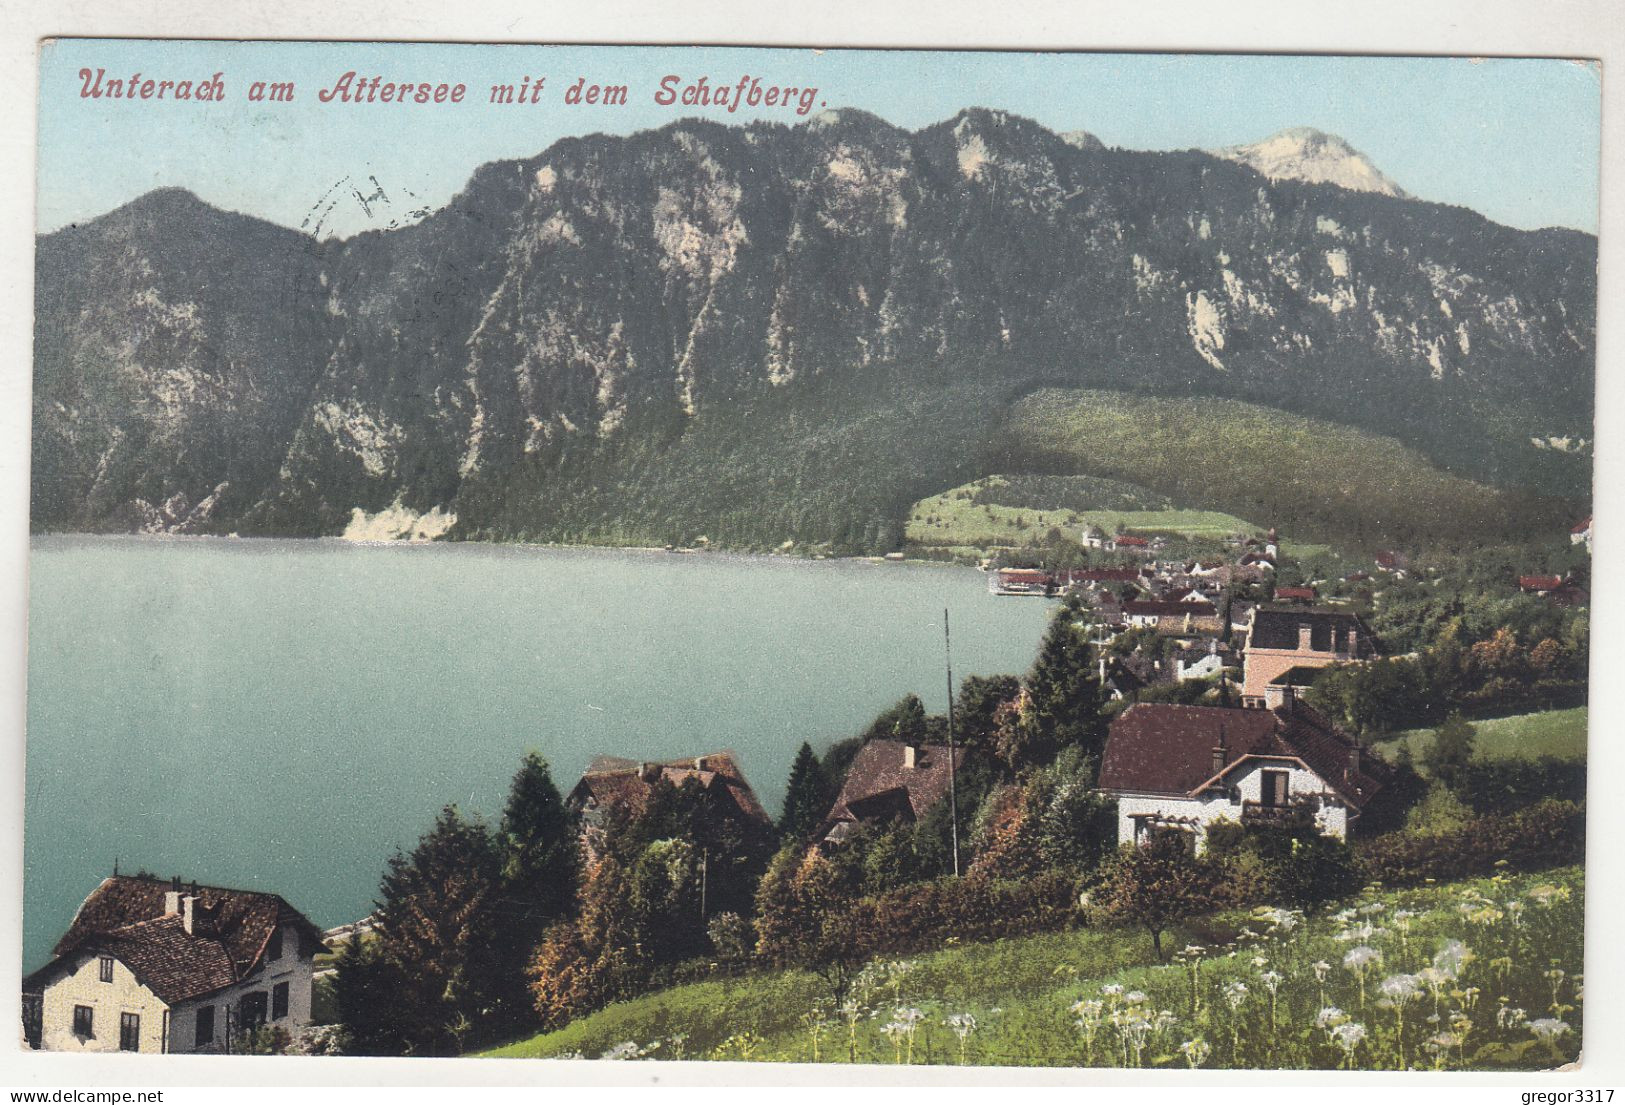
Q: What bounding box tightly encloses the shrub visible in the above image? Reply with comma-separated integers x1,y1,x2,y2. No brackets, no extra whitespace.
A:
1264,833,1362,908
706,912,753,962
529,921,606,1030
855,870,1078,957
1357,799,1584,886
1452,757,1586,816
1209,825,1361,909
1403,783,1475,837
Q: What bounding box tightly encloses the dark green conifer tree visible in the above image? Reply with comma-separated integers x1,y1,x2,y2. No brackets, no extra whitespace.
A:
492,751,580,1022
778,742,830,843
1023,602,1105,771
369,805,506,1055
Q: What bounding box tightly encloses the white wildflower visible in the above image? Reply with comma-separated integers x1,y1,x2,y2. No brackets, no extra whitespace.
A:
1529,1018,1571,1041
1331,1022,1367,1052
1344,945,1382,971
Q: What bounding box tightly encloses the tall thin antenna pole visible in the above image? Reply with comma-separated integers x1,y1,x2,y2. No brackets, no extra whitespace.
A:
944,607,961,878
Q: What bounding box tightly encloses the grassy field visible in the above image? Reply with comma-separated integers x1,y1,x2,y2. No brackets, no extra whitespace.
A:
905,476,1257,552
1379,708,1588,769
999,389,1573,551
481,866,1583,1070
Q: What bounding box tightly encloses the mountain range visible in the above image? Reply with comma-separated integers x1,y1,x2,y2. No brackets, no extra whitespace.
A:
32,109,1595,551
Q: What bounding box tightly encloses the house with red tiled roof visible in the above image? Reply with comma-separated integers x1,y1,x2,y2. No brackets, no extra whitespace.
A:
566,751,772,859
1571,517,1592,552
1374,550,1410,574
988,567,1054,596
1273,586,1316,604
1098,695,1388,851
1518,575,1564,595
1121,599,1217,627
22,874,324,1053
817,739,967,846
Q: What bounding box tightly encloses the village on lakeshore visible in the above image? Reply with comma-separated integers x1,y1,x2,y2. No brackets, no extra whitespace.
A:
24,36,1600,1071
20,510,1590,1064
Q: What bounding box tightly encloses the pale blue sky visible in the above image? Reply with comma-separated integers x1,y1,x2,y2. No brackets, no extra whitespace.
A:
37,40,1601,237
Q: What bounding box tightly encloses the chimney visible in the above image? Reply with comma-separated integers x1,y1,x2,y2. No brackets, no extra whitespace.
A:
693,756,706,771
638,762,659,782
1211,724,1228,774
903,745,917,770
163,891,181,915
1347,742,1363,781
182,895,196,935
1298,623,1314,652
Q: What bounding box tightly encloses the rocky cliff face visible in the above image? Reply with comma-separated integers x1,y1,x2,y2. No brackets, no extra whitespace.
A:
1210,127,1410,199
33,108,1595,546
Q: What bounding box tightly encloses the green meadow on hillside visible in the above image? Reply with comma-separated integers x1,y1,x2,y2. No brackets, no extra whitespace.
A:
994,389,1576,551
1379,708,1587,770
482,866,1583,1070
906,475,1257,552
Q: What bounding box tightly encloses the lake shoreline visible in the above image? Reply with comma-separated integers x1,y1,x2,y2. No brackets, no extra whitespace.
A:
24,536,1052,970
29,528,982,569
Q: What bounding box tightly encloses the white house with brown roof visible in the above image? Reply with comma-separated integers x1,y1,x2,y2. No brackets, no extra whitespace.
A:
22,874,324,1053
1097,695,1387,851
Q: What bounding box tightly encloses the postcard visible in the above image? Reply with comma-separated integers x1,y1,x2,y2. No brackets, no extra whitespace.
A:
20,38,1596,1073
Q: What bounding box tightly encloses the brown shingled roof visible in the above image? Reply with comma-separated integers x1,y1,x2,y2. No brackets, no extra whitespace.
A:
32,875,321,1005
1100,705,1280,796
821,739,966,838
570,751,771,828
1098,703,1385,809
88,916,239,1005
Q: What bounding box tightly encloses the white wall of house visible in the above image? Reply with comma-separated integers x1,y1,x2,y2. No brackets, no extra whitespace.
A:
37,952,170,1053
168,924,316,1054
35,924,317,1055
1110,759,1352,850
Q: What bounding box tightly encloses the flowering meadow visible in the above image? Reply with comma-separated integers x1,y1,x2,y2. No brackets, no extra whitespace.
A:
483,865,1582,1070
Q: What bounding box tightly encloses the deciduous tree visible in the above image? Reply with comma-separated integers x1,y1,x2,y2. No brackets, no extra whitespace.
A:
1086,834,1221,961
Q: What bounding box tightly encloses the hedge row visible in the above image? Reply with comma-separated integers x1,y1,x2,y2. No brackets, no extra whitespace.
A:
827,871,1079,961
1356,799,1584,887
1453,758,1586,816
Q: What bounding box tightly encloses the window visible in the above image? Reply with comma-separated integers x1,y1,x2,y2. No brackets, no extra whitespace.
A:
239,991,268,1032
119,1012,140,1052
266,928,283,961
72,1004,93,1038
98,955,114,983
272,981,289,1021
1261,769,1290,808
194,1005,215,1047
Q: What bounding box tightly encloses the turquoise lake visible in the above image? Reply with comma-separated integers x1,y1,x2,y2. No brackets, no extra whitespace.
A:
24,536,1053,971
